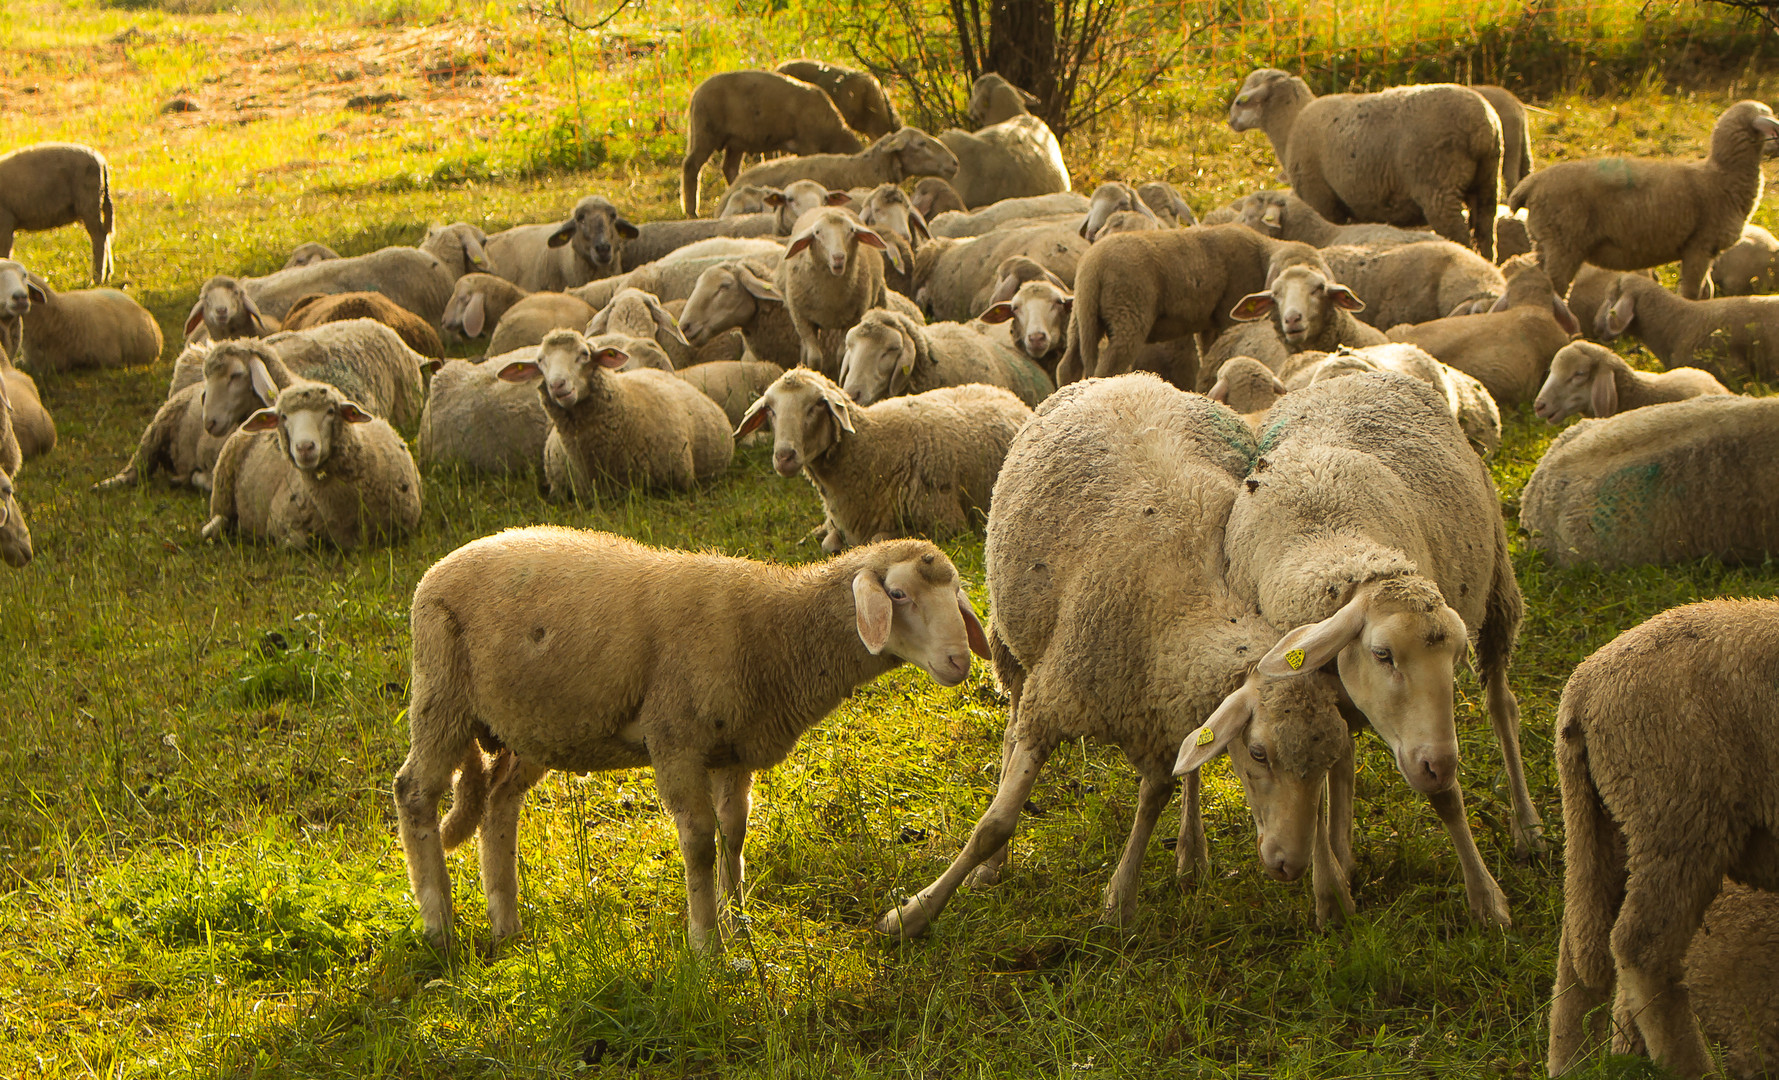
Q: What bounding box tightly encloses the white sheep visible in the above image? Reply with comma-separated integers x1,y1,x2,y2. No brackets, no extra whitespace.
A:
1709,222,1779,295
419,222,494,282
774,59,901,138
0,142,113,284
1282,343,1504,456
736,366,1029,552
1317,239,1506,328
1682,883,1779,1080
395,527,988,949
184,275,275,342
416,351,551,476
876,373,1355,939
1202,261,1387,382
1547,600,1779,1080
0,269,58,461
1520,394,1779,569
1510,99,1779,299
857,183,932,250
1078,181,1160,240
938,108,1072,210
197,321,428,441
482,196,639,291
674,359,784,430
190,244,458,332
1228,68,1501,257
485,293,598,357
1591,269,1779,385
1532,340,1729,422
1236,189,1440,249
838,307,1053,407
966,72,1041,125
725,127,960,198
0,261,159,372
911,177,970,221
440,272,528,342
680,71,866,216
776,207,902,373
1471,84,1535,192
623,213,785,269
497,329,733,499
1207,355,1289,415
280,291,444,359
1138,181,1197,227
94,359,226,492
568,237,787,312
977,268,1198,387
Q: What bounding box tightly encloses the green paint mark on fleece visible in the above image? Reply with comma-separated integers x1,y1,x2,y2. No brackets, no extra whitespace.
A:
1590,460,1663,539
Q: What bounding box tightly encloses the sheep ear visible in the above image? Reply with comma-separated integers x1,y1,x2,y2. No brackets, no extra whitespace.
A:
24,276,48,305
184,301,206,336
852,569,894,654
497,360,541,382
649,296,690,347
592,347,629,369
463,230,489,269
615,217,640,240
1589,364,1618,417
546,220,576,248
762,190,788,208
986,274,1023,306
242,292,269,334
340,401,375,423
1259,591,1369,677
246,355,279,406
1077,216,1093,240
735,266,783,302
1174,681,1257,776
785,234,815,260
241,408,280,433
1207,376,1232,403
584,305,610,335
1329,285,1365,312
1603,293,1635,337
735,395,771,438
1551,295,1580,336
462,291,487,338
1230,292,1276,321
821,384,857,433
909,206,931,244
824,189,851,206
956,588,990,659
979,301,1015,324
1261,203,1283,228
420,359,445,377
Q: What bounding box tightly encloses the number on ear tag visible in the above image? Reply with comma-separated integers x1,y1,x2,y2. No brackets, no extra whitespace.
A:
1194,726,1215,747
1285,648,1306,670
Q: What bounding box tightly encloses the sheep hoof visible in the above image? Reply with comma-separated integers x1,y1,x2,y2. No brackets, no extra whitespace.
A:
1512,825,1548,861
873,901,931,941
199,516,226,541
1469,886,1513,930
1099,898,1135,928
92,471,134,492
965,864,1001,888
1315,887,1355,932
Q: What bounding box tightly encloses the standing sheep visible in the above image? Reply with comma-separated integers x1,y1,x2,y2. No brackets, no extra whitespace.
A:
1509,99,1779,299
1520,394,1779,569
1228,68,1501,258
395,527,988,950
0,143,114,284
723,127,959,200
1590,270,1779,385
1471,85,1535,192
482,196,639,291
774,60,901,139
736,367,1029,552
1547,600,1779,1080
838,307,1053,407
680,71,865,216
776,207,902,372
1532,340,1728,422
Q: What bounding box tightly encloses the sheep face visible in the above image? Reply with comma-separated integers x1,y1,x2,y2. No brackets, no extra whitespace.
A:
911,177,966,219
0,261,44,318
966,73,1038,126
185,277,268,341
1231,265,1363,345
1535,341,1618,422
768,181,851,235
860,184,930,248
283,242,340,269
735,368,854,476
786,209,891,278
1710,99,1779,166
547,196,639,275
422,223,490,279
1206,356,1287,412
1237,191,1289,237
1258,578,1469,795
852,549,989,687
876,128,960,180
202,342,280,437
838,317,913,404
1079,182,1153,241
678,262,781,346
442,277,492,339
1137,181,1196,227
587,289,690,352
498,330,625,408
1228,68,1295,131
718,184,774,218
980,280,1070,360
0,469,31,568
241,384,373,473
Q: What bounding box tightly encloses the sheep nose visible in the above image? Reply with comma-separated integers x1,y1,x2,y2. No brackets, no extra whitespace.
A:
1402,746,1459,794
294,439,317,459
593,243,612,261
1025,333,1048,354
1267,850,1305,882
773,449,800,475
828,257,846,274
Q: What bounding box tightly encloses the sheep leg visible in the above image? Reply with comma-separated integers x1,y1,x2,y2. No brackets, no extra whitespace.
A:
874,734,1057,940
1676,246,1715,301
393,749,463,949
721,147,743,185
710,765,754,914
1548,925,1615,1075
88,223,111,285
1101,769,1174,926
1608,863,1718,1078
791,311,827,372
655,758,724,952
1485,668,1544,857
1539,248,1583,303
1425,782,1511,927
1174,768,1208,888
1328,731,1356,879
1311,778,1354,931
1420,192,1474,252
964,722,1021,887
478,752,547,941
681,137,714,217
0,222,12,258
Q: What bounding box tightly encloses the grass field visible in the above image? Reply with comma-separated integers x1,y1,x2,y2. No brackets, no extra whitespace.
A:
1,1,1776,1076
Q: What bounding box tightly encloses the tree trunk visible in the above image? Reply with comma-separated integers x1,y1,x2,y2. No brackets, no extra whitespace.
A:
986,0,1059,127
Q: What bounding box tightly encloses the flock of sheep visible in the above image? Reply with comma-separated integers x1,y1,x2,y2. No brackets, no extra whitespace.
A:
1,55,1777,1079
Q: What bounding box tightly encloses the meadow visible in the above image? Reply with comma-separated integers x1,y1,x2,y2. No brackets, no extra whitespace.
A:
1,0,1776,1076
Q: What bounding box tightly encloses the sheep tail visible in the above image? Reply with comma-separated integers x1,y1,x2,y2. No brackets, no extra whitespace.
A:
1507,178,1529,214
99,160,114,236
438,742,488,851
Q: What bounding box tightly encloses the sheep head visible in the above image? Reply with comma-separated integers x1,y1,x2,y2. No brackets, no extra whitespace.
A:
980,278,1071,361
185,276,271,341
1535,341,1621,422
1231,264,1363,345
0,466,31,569
587,288,690,352
202,340,282,437
839,310,920,404
1206,356,1288,412
1079,181,1155,241
1710,99,1779,166
0,260,47,318
967,72,1039,126
850,540,989,686
498,328,625,408
678,261,782,346
735,366,857,477
423,222,490,278
874,127,959,180
859,183,931,248
1228,68,1302,131
547,196,638,275
241,381,373,473
785,208,896,277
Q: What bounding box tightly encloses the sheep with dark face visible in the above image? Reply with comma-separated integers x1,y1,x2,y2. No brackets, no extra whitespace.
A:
483,196,639,291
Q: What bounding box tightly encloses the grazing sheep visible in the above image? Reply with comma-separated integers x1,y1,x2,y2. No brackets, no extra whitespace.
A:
284,242,339,269
1547,600,1779,1079
925,192,1086,238
1237,189,1440,248
497,330,733,499
440,272,529,342
1684,882,1779,1080
201,381,421,548
1471,84,1535,192
417,352,551,476
281,291,444,358
0,374,34,568
1510,100,1779,299
1317,240,1506,328
198,321,428,439
395,528,988,951
912,221,1088,322
568,237,788,311
774,59,901,139
1533,341,1729,422
681,71,865,216
966,72,1041,126
1520,394,1779,568
485,293,598,357
1591,270,1779,385
94,379,225,492
938,111,1072,209
1202,260,1387,382
1138,181,1197,227
876,374,1353,939
837,307,1052,406
1224,371,1539,924
725,127,959,200
736,367,1029,551
911,177,969,221
420,222,493,282
675,359,784,429
0,263,162,373
1385,254,1580,408
483,196,638,291
776,207,901,372
0,142,113,284
1229,68,1501,258
1286,343,1504,456
1710,222,1779,295
1207,355,1289,414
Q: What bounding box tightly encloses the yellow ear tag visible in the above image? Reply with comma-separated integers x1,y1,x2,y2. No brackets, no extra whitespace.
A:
1194,726,1215,747
1285,648,1306,670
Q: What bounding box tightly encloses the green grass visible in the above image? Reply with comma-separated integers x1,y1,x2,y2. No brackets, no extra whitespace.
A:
2,1,1777,1076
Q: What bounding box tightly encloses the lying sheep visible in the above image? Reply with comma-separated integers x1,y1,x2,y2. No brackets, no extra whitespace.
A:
0,142,113,284
725,127,959,200
913,221,1088,322
624,214,783,269
1547,600,1779,1079
837,307,1052,406
774,59,901,139
857,184,931,250
497,330,733,499
396,527,987,951
184,275,274,341
94,379,225,492
1510,100,1779,299
1494,211,1534,262
1138,181,1197,227
583,287,701,368
1520,394,1779,568
1318,240,1505,328
1207,356,1289,415
202,381,422,548
486,293,598,357
1225,371,1539,925
0,347,55,462
192,245,459,332
711,179,851,225
675,359,783,429
1202,261,1387,383
1286,343,1503,456
417,352,551,476
776,207,902,372
0,261,161,372
420,222,494,282
1564,263,1633,339
1386,254,1579,408
678,259,813,369
199,419,319,546
681,71,865,216
877,374,1353,939
737,367,1029,551
1471,85,1535,192
1710,222,1779,295
1079,181,1159,240
483,196,638,291
284,241,340,269
199,322,428,439
1229,68,1501,258
1683,883,1779,1080
911,177,969,221
1591,270,1779,385
569,237,787,312
939,110,1072,209
1532,341,1728,422
281,291,443,358
1237,189,1440,248
966,72,1041,126
925,192,1087,239
0,375,34,567
441,272,528,342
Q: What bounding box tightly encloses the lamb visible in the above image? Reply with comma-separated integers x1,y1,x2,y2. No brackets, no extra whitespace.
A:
1683,883,1779,1080
1710,222,1779,295
283,242,339,268
1546,599,1779,1080
1237,189,1440,248
482,196,639,291
0,142,113,283
1317,240,1506,328
396,527,986,951
1228,68,1501,257
1471,84,1535,192
1138,181,1197,227
1385,254,1580,408
966,72,1041,126
485,293,598,357
1532,341,1729,422
568,237,787,311
736,367,1029,551
837,307,1053,407
0,261,162,372
1222,371,1540,925
925,192,1089,239
190,245,459,331
198,322,428,439
1519,394,1779,569
1284,343,1504,456
675,359,783,429
497,330,733,499
280,291,444,358
0,375,33,568
912,222,1088,322
938,111,1072,209
416,352,551,476
680,71,865,216
1201,261,1388,383
724,127,959,201
1590,270,1779,385
776,207,902,372
911,177,969,220
1509,100,1779,299
876,374,1354,939
774,59,901,139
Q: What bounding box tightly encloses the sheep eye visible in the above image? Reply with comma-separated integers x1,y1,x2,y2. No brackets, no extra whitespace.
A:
1372,647,1393,665
887,587,908,601
1248,743,1268,764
